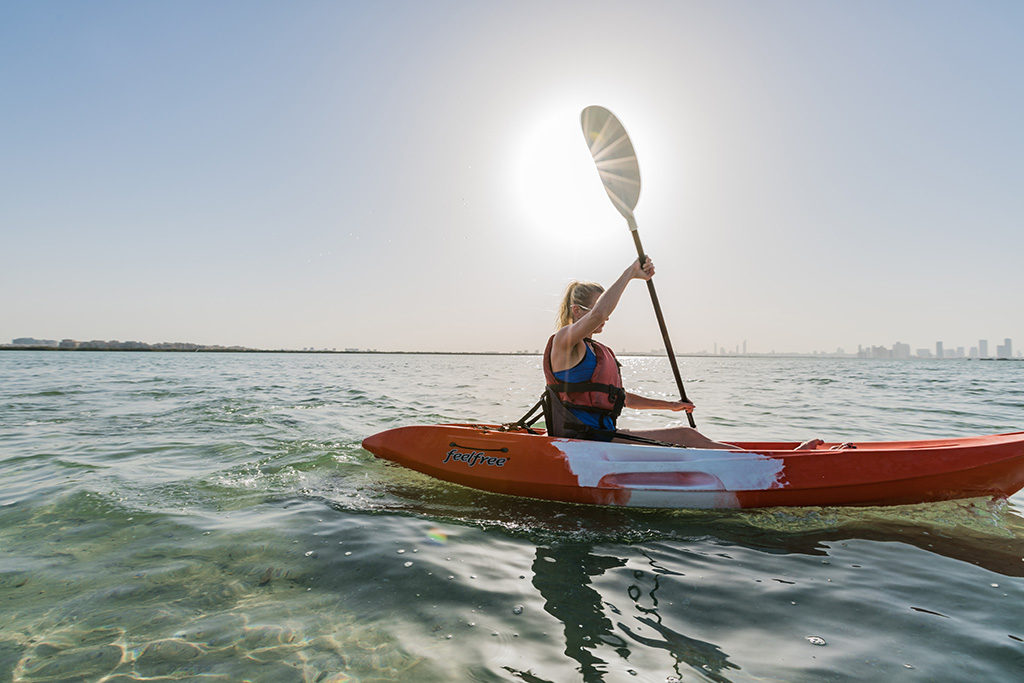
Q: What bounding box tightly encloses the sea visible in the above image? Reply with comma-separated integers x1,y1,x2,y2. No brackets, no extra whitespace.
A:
1,351,1022,682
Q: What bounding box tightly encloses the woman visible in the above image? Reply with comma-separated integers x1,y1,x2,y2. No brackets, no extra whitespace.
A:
544,257,823,450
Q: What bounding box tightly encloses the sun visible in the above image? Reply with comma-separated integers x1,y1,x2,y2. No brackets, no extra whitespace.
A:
509,103,623,251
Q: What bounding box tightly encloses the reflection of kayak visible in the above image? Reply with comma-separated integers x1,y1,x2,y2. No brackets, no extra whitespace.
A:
361,425,1024,509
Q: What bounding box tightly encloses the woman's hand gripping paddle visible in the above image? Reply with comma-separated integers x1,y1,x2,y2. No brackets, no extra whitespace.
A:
580,105,696,428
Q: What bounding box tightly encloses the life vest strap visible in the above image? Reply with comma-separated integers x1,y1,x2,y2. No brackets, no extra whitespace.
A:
547,381,625,420
546,380,621,394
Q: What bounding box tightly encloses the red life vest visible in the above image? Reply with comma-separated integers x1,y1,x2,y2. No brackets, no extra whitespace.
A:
543,335,625,422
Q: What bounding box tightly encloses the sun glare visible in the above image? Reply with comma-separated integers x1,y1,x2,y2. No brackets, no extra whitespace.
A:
510,104,622,251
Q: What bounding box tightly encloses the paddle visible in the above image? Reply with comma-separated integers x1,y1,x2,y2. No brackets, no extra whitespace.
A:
580,105,696,428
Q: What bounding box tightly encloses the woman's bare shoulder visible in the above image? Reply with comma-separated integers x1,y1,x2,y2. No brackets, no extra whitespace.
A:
548,327,585,372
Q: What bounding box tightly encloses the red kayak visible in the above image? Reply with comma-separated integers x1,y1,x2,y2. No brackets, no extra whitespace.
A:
361,425,1024,509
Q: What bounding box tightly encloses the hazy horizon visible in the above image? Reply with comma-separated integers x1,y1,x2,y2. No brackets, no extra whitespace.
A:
4,333,1017,359
4,1,1022,354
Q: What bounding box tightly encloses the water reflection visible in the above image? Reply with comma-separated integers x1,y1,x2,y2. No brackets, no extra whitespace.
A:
618,551,739,682
727,502,1024,577
530,544,739,682
365,473,1024,578
531,545,626,681
618,616,736,683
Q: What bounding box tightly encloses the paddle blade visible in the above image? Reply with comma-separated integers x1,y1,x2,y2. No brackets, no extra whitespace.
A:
580,105,641,229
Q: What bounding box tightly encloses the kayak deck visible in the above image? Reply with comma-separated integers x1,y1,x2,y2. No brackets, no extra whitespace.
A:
361,425,1024,509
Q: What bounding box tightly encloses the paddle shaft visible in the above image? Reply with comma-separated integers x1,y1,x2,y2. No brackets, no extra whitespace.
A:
629,225,697,428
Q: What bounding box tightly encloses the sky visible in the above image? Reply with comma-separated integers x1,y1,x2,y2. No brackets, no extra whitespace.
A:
2,0,1022,354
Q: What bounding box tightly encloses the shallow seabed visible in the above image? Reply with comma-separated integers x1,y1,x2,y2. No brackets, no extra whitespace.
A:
1,352,1022,682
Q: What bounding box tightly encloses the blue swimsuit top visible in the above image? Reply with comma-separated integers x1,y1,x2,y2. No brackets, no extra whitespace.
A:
552,343,616,430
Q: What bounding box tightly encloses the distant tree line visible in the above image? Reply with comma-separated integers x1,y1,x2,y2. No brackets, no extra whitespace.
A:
7,338,250,352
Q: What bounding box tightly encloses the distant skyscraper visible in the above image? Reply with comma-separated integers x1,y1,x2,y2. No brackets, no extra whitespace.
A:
979,339,989,358
936,341,944,359
892,342,910,359
996,338,1013,359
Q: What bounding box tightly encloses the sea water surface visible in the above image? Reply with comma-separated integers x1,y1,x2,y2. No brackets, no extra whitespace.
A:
1,351,1022,682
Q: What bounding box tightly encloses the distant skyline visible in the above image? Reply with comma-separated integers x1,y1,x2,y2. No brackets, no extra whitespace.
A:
3,2,1023,353
7,335,1020,359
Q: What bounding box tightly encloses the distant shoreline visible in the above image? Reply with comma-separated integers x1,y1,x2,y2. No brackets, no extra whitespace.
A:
1,348,546,356
2,346,1021,360
0,345,536,356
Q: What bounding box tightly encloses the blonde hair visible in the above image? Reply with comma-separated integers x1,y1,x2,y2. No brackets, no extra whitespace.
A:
556,281,604,328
